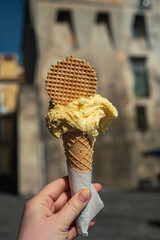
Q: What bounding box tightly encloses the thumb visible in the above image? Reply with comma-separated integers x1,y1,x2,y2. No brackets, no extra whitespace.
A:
56,188,91,228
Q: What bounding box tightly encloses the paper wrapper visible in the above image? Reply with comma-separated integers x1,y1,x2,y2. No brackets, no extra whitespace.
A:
68,166,104,236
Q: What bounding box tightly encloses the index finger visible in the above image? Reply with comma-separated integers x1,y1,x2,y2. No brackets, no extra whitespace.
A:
38,176,70,201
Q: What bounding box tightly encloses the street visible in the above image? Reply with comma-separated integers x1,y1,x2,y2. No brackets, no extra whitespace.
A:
0,190,160,240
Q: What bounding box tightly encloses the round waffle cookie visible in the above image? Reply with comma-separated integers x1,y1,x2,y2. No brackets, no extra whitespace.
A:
46,56,97,106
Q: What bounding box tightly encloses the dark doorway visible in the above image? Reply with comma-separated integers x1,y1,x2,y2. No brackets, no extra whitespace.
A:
0,113,17,194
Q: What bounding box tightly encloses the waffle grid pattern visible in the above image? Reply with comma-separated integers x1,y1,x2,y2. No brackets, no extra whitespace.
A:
63,131,94,172
46,56,97,106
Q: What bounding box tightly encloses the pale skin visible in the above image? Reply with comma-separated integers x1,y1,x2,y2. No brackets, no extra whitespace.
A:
17,176,102,240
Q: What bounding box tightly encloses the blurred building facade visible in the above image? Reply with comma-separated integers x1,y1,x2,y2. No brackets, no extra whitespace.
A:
17,0,160,194
0,0,39,195
0,55,24,193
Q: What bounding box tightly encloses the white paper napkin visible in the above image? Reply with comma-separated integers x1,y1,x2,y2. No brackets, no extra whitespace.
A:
68,166,104,236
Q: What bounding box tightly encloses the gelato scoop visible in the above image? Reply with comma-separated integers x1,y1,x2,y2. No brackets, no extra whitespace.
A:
46,94,118,142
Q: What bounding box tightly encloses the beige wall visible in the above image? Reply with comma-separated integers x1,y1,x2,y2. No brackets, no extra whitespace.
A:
18,85,40,196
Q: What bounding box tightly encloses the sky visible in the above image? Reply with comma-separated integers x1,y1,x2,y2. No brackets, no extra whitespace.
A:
0,0,26,63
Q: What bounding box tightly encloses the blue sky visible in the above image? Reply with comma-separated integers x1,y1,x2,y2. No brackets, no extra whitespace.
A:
0,0,26,62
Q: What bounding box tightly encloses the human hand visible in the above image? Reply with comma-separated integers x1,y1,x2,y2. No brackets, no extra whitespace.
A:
17,176,102,240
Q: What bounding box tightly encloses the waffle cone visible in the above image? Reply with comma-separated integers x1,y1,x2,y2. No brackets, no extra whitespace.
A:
45,57,103,236
62,131,94,172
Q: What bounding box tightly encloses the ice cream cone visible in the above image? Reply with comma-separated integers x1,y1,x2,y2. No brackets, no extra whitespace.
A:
45,56,104,236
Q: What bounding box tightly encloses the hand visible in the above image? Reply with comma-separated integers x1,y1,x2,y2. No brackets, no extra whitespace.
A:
17,176,102,240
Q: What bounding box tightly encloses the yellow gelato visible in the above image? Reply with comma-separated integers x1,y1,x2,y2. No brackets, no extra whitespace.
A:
45,94,118,142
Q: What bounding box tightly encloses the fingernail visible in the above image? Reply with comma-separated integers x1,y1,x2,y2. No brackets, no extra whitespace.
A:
78,189,91,203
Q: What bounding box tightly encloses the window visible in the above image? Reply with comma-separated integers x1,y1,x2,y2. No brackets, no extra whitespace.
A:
0,154,3,175
0,115,15,142
56,10,74,33
96,13,114,45
4,55,13,61
0,118,5,141
132,15,147,39
57,10,72,23
56,10,76,46
130,57,149,97
136,106,148,131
